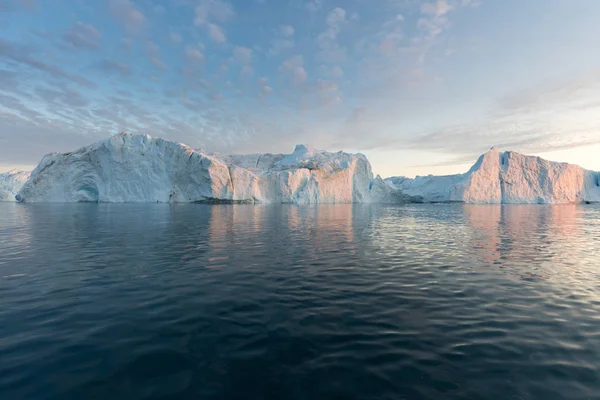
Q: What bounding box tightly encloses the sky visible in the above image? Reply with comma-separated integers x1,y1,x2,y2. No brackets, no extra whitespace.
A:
1,0,600,177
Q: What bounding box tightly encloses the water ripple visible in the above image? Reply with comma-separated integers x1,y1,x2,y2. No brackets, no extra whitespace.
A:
1,203,600,399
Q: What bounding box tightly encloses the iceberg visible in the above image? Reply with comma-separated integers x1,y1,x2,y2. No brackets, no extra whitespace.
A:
385,148,600,204
0,170,31,201
11,135,600,204
15,133,377,204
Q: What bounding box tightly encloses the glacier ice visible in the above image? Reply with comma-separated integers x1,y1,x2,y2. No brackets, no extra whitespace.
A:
385,147,600,204
15,134,376,204
11,135,600,204
0,170,30,201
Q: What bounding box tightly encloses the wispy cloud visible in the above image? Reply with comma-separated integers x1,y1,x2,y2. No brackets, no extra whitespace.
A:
185,46,205,63
145,40,167,70
316,7,347,63
305,0,322,13
268,25,296,56
3,0,600,175
62,22,101,50
108,0,147,34
92,59,132,76
233,46,252,64
407,75,600,157
169,32,182,44
194,0,234,43
0,38,95,87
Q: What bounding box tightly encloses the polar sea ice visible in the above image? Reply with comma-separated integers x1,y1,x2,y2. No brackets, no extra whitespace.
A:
10,134,600,204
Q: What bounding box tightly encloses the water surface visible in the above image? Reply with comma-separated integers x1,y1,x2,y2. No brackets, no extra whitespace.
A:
1,203,599,399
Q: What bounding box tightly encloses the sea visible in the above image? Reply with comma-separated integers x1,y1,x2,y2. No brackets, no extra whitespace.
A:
1,203,599,400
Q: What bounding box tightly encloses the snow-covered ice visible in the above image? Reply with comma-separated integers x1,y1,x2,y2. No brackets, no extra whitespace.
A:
16,133,377,204
12,135,600,204
385,148,600,204
0,170,31,201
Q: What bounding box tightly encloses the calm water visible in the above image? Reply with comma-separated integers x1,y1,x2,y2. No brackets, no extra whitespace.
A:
1,203,600,400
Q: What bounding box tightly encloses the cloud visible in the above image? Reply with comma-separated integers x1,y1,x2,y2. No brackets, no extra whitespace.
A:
0,90,111,165
240,65,253,77
4,0,598,176
194,0,234,24
0,116,102,165
92,59,132,76
145,40,167,70
316,7,347,63
280,25,295,37
258,77,273,98
35,85,90,107
121,37,134,48
0,38,95,87
421,0,453,17
194,0,234,43
6,0,38,12
207,23,226,43
316,79,342,108
108,0,146,34
340,74,600,159
185,46,205,63
412,0,476,64
233,46,252,64
169,32,182,44
267,25,296,56
62,22,101,49
0,93,44,121
279,54,307,84
306,0,322,13
318,7,346,46
0,68,18,84
320,64,344,79
292,66,308,84
267,38,294,56
281,54,303,70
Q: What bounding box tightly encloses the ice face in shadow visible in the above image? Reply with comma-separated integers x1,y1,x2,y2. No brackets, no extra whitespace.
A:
0,170,31,201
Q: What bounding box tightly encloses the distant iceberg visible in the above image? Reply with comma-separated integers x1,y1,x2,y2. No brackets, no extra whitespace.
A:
385,147,600,204
0,170,30,201
11,134,600,204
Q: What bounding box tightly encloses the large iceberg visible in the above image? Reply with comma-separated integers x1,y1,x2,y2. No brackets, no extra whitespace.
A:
0,170,30,201
11,135,600,204
15,133,377,204
385,148,600,204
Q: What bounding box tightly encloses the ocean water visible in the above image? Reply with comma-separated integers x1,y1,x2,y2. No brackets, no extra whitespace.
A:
1,203,600,400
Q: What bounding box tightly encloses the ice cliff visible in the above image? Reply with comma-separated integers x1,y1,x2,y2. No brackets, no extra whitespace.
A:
385,148,600,204
15,134,376,204
11,136,600,204
0,170,30,201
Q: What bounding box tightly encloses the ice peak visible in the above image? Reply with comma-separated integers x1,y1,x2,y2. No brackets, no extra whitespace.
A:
292,144,317,155
15,135,374,204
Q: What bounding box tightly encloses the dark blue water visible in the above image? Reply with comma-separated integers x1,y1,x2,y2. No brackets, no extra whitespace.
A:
1,203,600,400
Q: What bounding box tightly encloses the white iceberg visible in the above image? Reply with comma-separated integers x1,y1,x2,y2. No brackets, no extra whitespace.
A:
12,135,600,204
16,133,377,204
0,170,31,201
385,147,600,204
